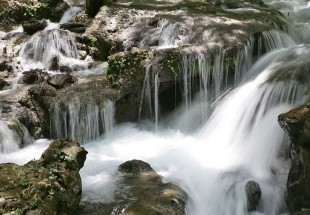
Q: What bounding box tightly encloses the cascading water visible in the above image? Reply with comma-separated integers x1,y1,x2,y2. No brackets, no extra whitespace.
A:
17,4,106,78
1,0,310,215
0,120,19,153
51,99,115,144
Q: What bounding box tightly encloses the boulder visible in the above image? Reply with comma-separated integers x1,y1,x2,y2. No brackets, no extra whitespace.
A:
0,78,9,90
86,0,112,17
79,159,187,215
22,69,47,84
245,180,262,211
22,19,48,35
0,0,69,31
85,0,287,61
60,22,86,33
279,105,310,214
0,139,87,214
47,74,77,89
118,159,154,174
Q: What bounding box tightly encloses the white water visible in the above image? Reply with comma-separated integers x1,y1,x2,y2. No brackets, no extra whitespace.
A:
0,121,20,153
51,99,115,144
16,5,105,79
1,1,310,215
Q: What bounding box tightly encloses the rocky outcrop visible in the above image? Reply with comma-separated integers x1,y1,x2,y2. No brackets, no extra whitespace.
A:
0,0,68,31
245,180,262,211
279,105,310,214
79,159,187,215
60,22,86,33
85,0,286,61
22,19,48,35
86,0,112,17
0,139,87,215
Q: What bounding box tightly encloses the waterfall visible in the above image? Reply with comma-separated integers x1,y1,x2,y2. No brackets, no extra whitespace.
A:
51,99,115,144
0,121,19,153
18,29,80,71
1,0,310,214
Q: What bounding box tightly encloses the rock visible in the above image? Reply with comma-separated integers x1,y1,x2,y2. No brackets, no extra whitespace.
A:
279,105,310,214
118,159,154,174
22,69,47,84
85,0,286,61
60,22,86,33
0,78,9,90
86,0,111,17
0,0,69,31
245,180,261,211
0,139,87,214
47,74,77,89
0,197,6,208
59,65,73,73
22,19,48,35
50,55,60,71
79,160,187,215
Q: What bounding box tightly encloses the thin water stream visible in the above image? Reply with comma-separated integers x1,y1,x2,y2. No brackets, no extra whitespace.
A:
0,0,310,214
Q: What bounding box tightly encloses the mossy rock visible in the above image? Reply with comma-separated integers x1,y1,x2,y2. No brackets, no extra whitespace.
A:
0,139,87,215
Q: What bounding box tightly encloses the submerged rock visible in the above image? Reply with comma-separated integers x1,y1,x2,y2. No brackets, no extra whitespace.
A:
279,105,310,214
118,159,154,173
0,139,87,215
79,159,187,215
245,180,262,211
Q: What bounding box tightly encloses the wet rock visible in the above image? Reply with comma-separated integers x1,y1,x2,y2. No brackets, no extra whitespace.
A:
79,160,187,215
0,78,9,90
0,139,87,214
59,65,73,73
60,22,86,33
22,19,48,35
118,159,154,174
245,180,261,211
50,55,60,71
22,69,47,84
85,0,287,61
47,74,77,89
0,61,13,72
86,0,111,17
279,105,310,214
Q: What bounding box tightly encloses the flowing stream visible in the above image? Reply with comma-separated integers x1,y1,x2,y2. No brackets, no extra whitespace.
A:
1,0,310,215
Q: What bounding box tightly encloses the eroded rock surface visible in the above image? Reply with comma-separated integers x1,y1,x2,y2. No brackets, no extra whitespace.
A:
279,105,310,214
0,139,87,215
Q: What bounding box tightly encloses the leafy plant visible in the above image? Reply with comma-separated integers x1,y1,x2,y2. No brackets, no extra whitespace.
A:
63,155,73,163
29,197,37,209
14,209,23,215
20,177,30,188
89,36,97,47
48,173,57,180
24,0,49,20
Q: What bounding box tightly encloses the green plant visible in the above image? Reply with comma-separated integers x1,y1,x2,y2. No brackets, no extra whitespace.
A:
14,209,23,215
20,177,30,188
107,73,118,86
48,173,57,180
29,197,37,209
63,155,73,163
24,0,49,20
89,36,97,47
48,188,55,196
